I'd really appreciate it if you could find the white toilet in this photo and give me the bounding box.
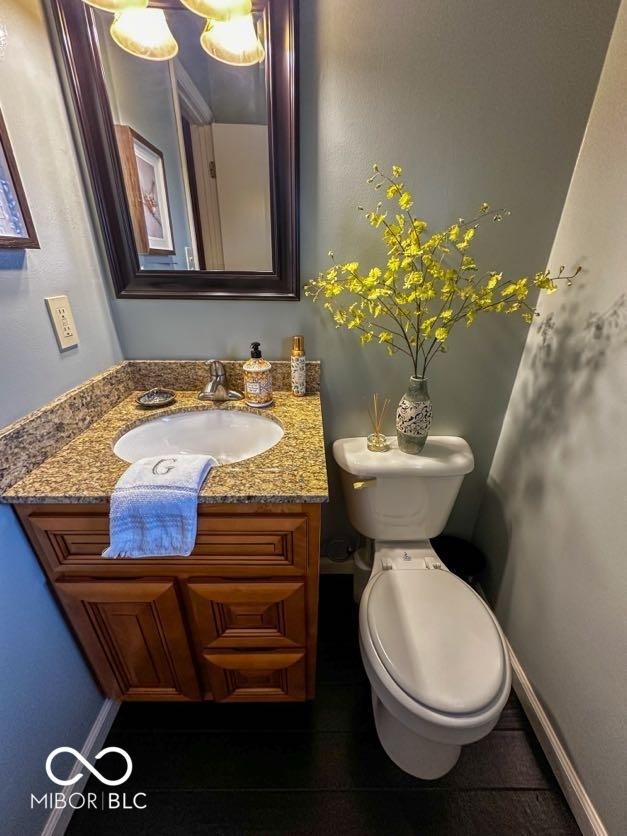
[333,435,511,779]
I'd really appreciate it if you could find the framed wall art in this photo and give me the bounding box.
[0,109,39,249]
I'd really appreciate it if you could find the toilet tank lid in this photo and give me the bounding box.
[332,436,474,478]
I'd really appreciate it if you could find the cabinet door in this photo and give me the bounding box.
[56,580,199,700]
[186,581,306,650]
[203,651,306,702]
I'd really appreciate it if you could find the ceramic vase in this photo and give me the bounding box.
[396,376,432,454]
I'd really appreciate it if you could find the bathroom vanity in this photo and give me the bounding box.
[2,362,327,703]
[16,501,320,703]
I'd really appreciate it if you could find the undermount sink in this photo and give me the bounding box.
[113,409,284,465]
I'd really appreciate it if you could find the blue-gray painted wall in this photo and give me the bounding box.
[0,507,104,835]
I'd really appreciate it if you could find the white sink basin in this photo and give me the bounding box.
[114,409,284,465]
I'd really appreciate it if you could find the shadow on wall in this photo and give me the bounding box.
[478,290,627,603]
[0,251,26,270]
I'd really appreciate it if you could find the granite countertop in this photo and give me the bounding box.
[2,390,329,505]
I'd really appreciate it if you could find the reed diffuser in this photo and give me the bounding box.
[367,393,390,452]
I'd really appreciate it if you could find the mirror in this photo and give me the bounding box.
[95,6,272,272]
[48,0,298,299]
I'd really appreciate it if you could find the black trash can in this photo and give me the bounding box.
[430,535,486,585]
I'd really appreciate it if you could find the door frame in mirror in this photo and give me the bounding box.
[48,0,299,300]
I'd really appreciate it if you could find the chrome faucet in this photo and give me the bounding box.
[199,360,243,402]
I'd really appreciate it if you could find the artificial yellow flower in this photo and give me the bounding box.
[305,165,579,377]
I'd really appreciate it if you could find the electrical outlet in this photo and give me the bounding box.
[184,246,196,270]
[45,295,79,351]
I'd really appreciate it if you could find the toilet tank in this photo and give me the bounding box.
[333,436,474,541]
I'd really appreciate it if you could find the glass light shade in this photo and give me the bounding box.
[110,9,178,61]
[200,14,265,67]
[180,0,251,20]
[82,0,147,12]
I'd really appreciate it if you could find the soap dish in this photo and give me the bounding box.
[136,388,176,408]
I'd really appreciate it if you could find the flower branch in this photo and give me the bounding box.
[306,165,581,377]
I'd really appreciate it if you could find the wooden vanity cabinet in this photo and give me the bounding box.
[16,503,321,703]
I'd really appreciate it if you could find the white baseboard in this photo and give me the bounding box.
[507,644,608,836]
[473,583,606,836]
[41,698,120,836]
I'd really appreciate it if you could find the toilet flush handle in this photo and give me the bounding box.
[353,478,376,491]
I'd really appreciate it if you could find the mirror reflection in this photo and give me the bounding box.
[92,4,273,272]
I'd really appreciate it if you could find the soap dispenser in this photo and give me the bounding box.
[243,342,273,408]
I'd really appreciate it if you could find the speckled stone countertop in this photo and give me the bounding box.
[3,391,328,505]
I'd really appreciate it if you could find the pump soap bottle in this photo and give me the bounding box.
[291,335,306,396]
[243,342,273,408]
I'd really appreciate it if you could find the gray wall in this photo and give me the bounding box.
[110,0,619,543]
[474,4,627,831]
[0,2,121,832]
[0,10,121,427]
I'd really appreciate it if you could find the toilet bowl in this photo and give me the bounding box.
[333,436,511,779]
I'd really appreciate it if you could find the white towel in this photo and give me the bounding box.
[103,454,216,558]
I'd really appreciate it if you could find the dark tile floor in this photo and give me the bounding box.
[68,576,580,835]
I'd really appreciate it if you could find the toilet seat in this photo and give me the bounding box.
[364,567,507,717]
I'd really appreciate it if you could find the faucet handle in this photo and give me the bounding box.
[207,359,226,378]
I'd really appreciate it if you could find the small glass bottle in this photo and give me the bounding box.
[243,342,273,408]
[290,335,306,397]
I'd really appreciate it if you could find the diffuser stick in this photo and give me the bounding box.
[367,393,390,452]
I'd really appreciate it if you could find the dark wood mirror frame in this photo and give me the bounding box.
[48,0,298,300]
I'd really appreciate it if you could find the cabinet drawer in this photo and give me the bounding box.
[186,581,306,649]
[203,650,306,702]
[22,508,308,576]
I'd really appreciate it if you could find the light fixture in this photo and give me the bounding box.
[200,13,265,66]
[110,8,179,61]
[82,0,148,12]
[179,0,252,19]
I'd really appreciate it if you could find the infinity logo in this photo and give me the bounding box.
[45,747,133,787]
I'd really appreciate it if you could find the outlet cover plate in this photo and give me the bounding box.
[45,295,79,351]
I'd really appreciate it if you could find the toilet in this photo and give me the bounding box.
[333,435,511,779]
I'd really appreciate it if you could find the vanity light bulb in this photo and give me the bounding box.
[82,0,148,12]
[179,0,252,20]
[200,13,265,67]
[110,8,179,61]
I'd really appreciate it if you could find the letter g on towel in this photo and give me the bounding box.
[152,457,177,476]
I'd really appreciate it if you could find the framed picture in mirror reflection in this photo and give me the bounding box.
[115,125,174,256]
